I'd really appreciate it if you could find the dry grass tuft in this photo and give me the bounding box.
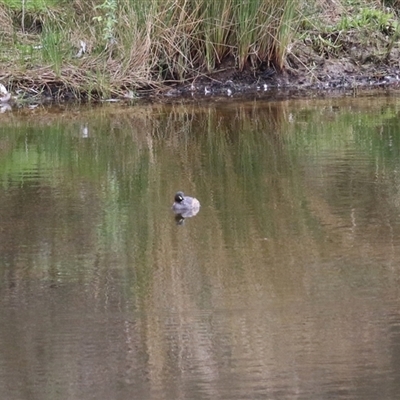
[0,5,14,39]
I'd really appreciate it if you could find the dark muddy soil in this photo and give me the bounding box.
[161,28,400,100]
[162,60,400,101]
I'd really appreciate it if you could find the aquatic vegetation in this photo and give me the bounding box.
[0,0,298,98]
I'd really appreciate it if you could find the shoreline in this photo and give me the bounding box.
[1,1,400,107]
[3,62,400,109]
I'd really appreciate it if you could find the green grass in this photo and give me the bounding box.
[0,0,60,11]
[296,0,400,62]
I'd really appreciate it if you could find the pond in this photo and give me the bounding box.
[1,93,400,399]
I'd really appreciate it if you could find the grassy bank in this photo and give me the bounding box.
[0,0,297,100]
[0,0,399,101]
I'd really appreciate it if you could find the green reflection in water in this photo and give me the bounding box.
[0,97,399,300]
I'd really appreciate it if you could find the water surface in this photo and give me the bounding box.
[1,95,400,399]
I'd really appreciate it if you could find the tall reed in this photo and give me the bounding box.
[0,0,299,96]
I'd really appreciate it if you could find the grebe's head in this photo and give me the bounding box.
[174,191,184,203]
